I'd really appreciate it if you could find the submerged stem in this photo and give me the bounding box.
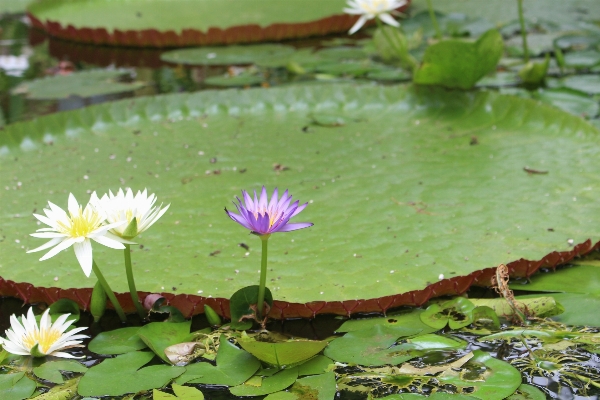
[517,0,529,62]
[256,235,269,320]
[124,244,146,319]
[92,260,127,322]
[426,0,442,39]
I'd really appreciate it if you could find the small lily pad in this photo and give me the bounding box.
[204,74,264,88]
[78,351,185,397]
[337,309,436,334]
[532,88,600,118]
[137,321,192,364]
[229,285,273,330]
[507,383,547,400]
[238,334,328,368]
[563,50,600,68]
[154,384,204,400]
[230,367,299,396]
[161,44,295,66]
[176,335,261,386]
[88,326,147,355]
[420,297,476,330]
[0,372,36,400]
[557,74,600,95]
[33,360,87,384]
[11,69,144,100]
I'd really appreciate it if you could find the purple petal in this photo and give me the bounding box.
[276,190,290,210]
[243,191,254,211]
[276,222,314,232]
[291,202,308,217]
[268,187,279,211]
[225,208,253,230]
[259,187,268,210]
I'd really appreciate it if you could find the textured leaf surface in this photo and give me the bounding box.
[88,326,147,355]
[78,351,185,396]
[1,85,600,317]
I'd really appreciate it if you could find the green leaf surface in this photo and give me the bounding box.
[414,29,504,89]
[420,297,476,330]
[438,350,521,400]
[230,367,298,397]
[204,74,264,88]
[154,384,204,400]
[11,69,144,100]
[33,360,87,384]
[563,50,600,68]
[28,0,348,33]
[288,371,336,400]
[48,298,80,323]
[137,321,192,364]
[88,326,147,355]
[162,45,295,66]
[78,351,185,396]
[516,293,600,327]
[238,337,327,368]
[337,309,436,333]
[532,88,600,118]
[507,384,546,400]
[229,285,273,330]
[511,261,600,295]
[324,326,463,367]
[381,394,478,400]
[2,84,600,307]
[556,74,600,95]
[297,355,333,376]
[469,297,562,319]
[0,372,36,400]
[176,336,260,386]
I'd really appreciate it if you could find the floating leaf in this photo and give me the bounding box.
[532,87,600,118]
[176,336,260,386]
[325,326,464,367]
[162,45,295,66]
[420,297,476,330]
[297,355,333,376]
[11,69,144,100]
[506,383,546,400]
[48,298,80,323]
[469,297,562,319]
[229,285,273,330]
[0,372,36,400]
[78,351,185,396]
[33,360,87,384]
[2,85,600,316]
[337,309,436,333]
[137,321,192,364]
[518,293,600,327]
[287,371,336,400]
[238,334,328,368]
[438,350,521,400]
[154,384,204,400]
[230,367,298,396]
[414,29,503,89]
[204,74,264,87]
[557,74,600,95]
[563,50,600,68]
[88,326,147,355]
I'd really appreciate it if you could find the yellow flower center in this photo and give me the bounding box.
[255,209,280,228]
[22,327,62,354]
[56,207,103,238]
[361,0,388,14]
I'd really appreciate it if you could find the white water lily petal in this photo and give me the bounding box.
[344,0,405,34]
[1,308,88,358]
[28,193,130,276]
[73,240,93,277]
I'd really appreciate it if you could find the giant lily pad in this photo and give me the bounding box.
[0,84,599,318]
[26,0,378,47]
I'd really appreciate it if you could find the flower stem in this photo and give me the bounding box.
[124,244,146,319]
[517,0,529,62]
[256,235,269,320]
[92,260,127,323]
[426,0,442,40]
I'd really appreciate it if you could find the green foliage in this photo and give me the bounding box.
[136,321,192,364]
[48,299,80,323]
[337,309,437,334]
[78,351,185,396]
[154,384,204,400]
[88,326,147,355]
[89,280,107,322]
[33,360,87,384]
[372,26,416,71]
[230,367,299,396]
[176,336,260,385]
[229,285,273,330]
[11,69,145,100]
[162,45,294,66]
[414,29,504,89]
[420,297,476,330]
[238,333,328,367]
[203,304,222,327]
[0,372,36,400]
[507,384,547,400]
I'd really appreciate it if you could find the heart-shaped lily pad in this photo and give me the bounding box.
[1,84,599,318]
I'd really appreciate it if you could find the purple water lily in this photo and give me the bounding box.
[225,187,313,236]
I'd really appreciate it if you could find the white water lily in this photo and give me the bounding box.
[0,308,88,358]
[90,188,170,239]
[27,193,130,277]
[344,0,406,34]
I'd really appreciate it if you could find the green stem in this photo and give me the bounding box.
[426,0,442,40]
[124,244,146,319]
[517,0,529,62]
[92,260,127,323]
[256,236,269,320]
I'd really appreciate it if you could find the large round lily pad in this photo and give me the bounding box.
[0,84,599,318]
[27,0,368,47]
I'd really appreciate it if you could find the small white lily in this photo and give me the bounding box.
[0,308,88,358]
[27,193,130,277]
[344,0,406,34]
[90,188,170,239]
